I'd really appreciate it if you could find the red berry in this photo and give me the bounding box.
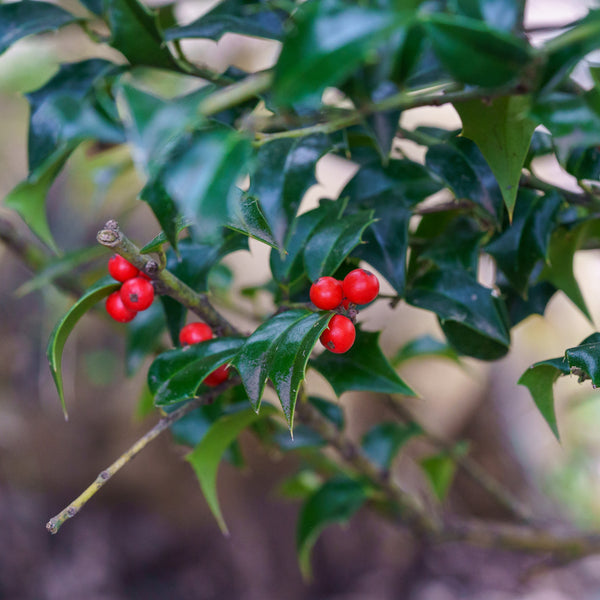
[108,254,139,282]
[342,268,379,305]
[310,276,344,310]
[320,314,356,354]
[204,364,229,387]
[120,276,155,311]
[105,291,137,323]
[179,322,213,346]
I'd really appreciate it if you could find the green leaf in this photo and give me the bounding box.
[566,145,600,181]
[160,128,252,243]
[233,309,332,427]
[139,215,192,254]
[311,329,415,397]
[304,209,376,282]
[164,0,288,42]
[406,269,510,360]
[277,470,323,500]
[566,337,600,388]
[248,134,331,249]
[361,421,421,470]
[485,190,562,295]
[186,404,277,534]
[539,222,592,321]
[46,277,120,418]
[274,1,411,105]
[125,301,166,375]
[105,0,178,69]
[453,0,521,33]
[392,335,461,366]
[421,452,458,501]
[426,137,504,225]
[297,476,368,579]
[148,337,245,406]
[421,13,531,87]
[227,193,279,249]
[456,96,537,216]
[518,357,570,439]
[0,1,78,56]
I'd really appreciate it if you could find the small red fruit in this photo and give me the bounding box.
[342,268,379,305]
[105,291,137,323]
[120,276,155,311]
[204,364,230,387]
[320,314,356,354]
[310,276,344,310]
[108,254,139,282]
[179,322,213,346]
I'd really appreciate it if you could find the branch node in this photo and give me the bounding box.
[97,228,121,247]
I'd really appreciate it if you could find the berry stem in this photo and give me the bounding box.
[96,221,240,337]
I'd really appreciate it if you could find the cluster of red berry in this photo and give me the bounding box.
[310,268,380,354]
[179,322,229,386]
[105,255,155,323]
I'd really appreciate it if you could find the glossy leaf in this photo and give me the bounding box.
[233,309,331,427]
[165,0,288,42]
[518,357,570,439]
[186,404,277,533]
[421,13,531,87]
[274,1,410,105]
[392,335,461,366]
[0,1,77,56]
[248,134,330,249]
[105,0,177,69]
[456,96,537,215]
[47,277,120,418]
[426,137,504,225]
[297,477,368,579]
[565,337,600,388]
[227,193,279,249]
[160,128,252,243]
[421,452,458,501]
[361,421,421,470]
[406,269,510,360]
[566,145,600,181]
[148,337,245,406]
[485,190,562,295]
[311,329,415,397]
[303,209,376,282]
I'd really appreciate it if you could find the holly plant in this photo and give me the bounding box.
[4,0,600,579]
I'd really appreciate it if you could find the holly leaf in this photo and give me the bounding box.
[227,193,279,249]
[456,96,537,216]
[421,452,460,502]
[296,477,369,579]
[311,329,415,397]
[47,276,120,418]
[233,309,332,428]
[0,1,78,56]
[148,337,245,406]
[361,421,421,470]
[186,404,277,534]
[453,0,521,32]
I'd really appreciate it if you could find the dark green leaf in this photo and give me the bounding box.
[453,0,521,32]
[456,96,537,216]
[565,335,600,388]
[227,193,279,249]
[518,356,570,439]
[311,329,415,397]
[304,209,375,282]
[160,128,252,243]
[421,452,458,501]
[406,269,510,360]
[80,0,104,16]
[248,134,330,248]
[105,0,177,69]
[233,309,331,426]
[186,404,277,533]
[297,476,368,579]
[501,278,557,327]
[426,137,504,225]
[274,1,411,105]
[165,0,288,42]
[148,337,245,406]
[566,145,600,181]
[392,335,461,366]
[485,190,562,295]
[421,13,531,86]
[125,301,166,375]
[47,277,120,418]
[361,421,421,470]
[309,396,344,431]
[0,1,77,56]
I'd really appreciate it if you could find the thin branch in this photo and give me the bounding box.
[96,221,240,337]
[46,391,222,534]
[520,172,597,206]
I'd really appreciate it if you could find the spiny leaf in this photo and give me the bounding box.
[47,276,120,418]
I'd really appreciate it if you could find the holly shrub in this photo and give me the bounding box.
[4,0,600,578]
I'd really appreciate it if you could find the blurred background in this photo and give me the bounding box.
[3,0,600,598]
